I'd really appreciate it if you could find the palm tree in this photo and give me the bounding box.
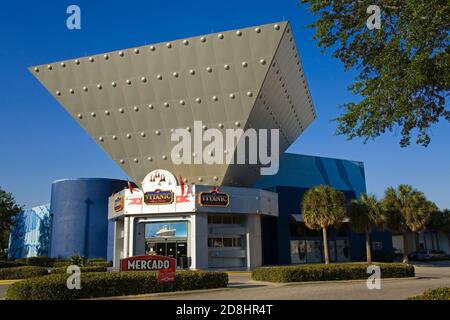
[382,184,436,263]
[347,193,384,264]
[302,185,346,264]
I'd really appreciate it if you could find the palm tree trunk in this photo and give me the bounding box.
[365,230,372,264]
[403,231,409,264]
[322,227,330,264]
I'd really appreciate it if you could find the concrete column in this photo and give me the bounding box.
[113,218,124,270]
[129,217,135,256]
[246,214,262,269]
[123,216,129,258]
[191,214,208,269]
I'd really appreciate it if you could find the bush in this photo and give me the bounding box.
[86,261,112,268]
[6,270,229,300]
[15,256,56,267]
[252,263,415,282]
[51,266,107,274]
[87,258,106,263]
[69,255,87,267]
[0,261,25,269]
[0,266,49,280]
[52,261,70,268]
[409,288,450,300]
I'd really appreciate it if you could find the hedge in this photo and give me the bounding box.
[15,256,56,267]
[409,288,450,300]
[6,270,228,300]
[51,266,107,274]
[0,261,25,269]
[51,260,112,268]
[252,263,415,282]
[0,266,49,280]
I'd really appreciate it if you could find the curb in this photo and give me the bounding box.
[88,287,235,300]
[0,280,22,285]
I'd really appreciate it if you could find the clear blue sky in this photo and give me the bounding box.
[0,1,448,209]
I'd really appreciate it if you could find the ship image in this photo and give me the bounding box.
[155,225,176,237]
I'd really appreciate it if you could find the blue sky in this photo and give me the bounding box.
[0,1,448,209]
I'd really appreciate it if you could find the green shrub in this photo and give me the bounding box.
[0,266,49,280]
[409,287,450,300]
[87,258,106,263]
[69,254,88,267]
[86,261,112,268]
[15,256,57,267]
[0,261,25,269]
[252,263,415,282]
[51,266,107,274]
[6,270,228,300]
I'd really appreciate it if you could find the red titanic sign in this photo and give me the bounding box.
[120,255,176,283]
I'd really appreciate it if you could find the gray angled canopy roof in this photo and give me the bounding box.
[30,21,316,187]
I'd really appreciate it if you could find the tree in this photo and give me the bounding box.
[347,193,384,263]
[299,0,449,147]
[302,185,346,264]
[0,187,22,259]
[428,209,450,233]
[381,184,436,263]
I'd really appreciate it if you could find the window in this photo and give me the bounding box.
[208,236,243,248]
[212,215,222,224]
[223,238,233,247]
[212,238,223,247]
[208,215,242,225]
[222,216,233,224]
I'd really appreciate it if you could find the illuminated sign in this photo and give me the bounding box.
[144,189,174,205]
[114,195,124,212]
[198,189,230,207]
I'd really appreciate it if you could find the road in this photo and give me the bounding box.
[1,262,450,300]
[126,262,450,300]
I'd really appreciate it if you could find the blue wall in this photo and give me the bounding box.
[256,153,394,265]
[50,178,129,260]
[8,204,52,259]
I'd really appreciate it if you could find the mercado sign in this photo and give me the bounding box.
[198,189,230,207]
[120,255,176,283]
[144,189,174,205]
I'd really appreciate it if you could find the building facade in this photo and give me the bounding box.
[24,21,423,269]
[8,204,52,259]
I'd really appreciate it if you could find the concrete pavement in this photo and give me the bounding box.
[2,265,450,300]
[121,265,450,300]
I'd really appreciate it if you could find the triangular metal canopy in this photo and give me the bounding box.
[30,21,316,187]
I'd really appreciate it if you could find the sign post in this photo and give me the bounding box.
[120,255,176,284]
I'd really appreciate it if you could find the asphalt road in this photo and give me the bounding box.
[2,262,450,300]
[129,263,450,300]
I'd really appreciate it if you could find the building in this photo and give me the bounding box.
[27,21,400,269]
[8,204,52,259]
[50,178,133,260]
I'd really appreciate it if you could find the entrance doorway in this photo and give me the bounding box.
[145,240,188,268]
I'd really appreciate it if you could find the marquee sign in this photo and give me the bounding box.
[198,188,230,207]
[142,170,178,192]
[120,255,176,283]
[144,190,174,205]
[114,195,124,212]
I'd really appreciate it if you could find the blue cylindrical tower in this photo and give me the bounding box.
[50,178,129,260]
